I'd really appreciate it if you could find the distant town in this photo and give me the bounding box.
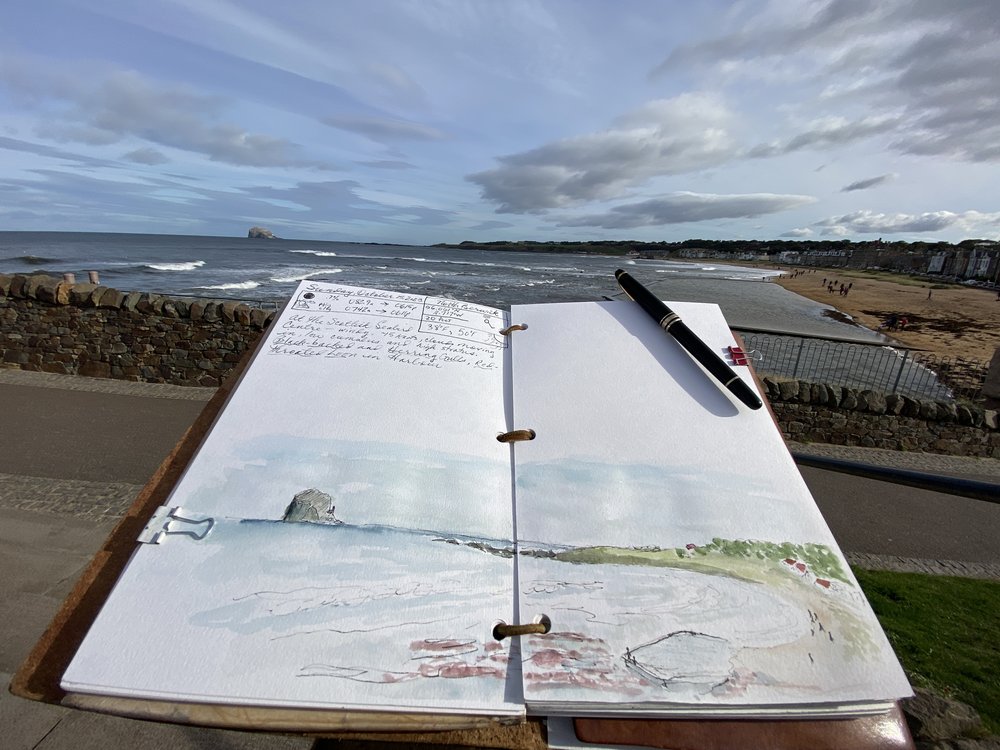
[436,239,1000,286]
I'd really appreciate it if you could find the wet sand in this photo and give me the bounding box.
[772,269,1000,364]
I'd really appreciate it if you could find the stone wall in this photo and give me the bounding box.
[2,273,998,456]
[0,273,274,387]
[761,377,1000,458]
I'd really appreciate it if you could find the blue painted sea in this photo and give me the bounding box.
[0,231,880,340]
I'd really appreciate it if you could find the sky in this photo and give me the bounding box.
[2,0,999,245]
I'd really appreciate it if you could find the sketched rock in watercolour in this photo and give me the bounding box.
[624,631,734,692]
[282,488,343,524]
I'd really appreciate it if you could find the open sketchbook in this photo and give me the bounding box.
[61,281,910,720]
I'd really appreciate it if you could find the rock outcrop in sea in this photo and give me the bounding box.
[247,226,276,239]
[282,488,343,524]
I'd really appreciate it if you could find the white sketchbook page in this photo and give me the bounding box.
[170,282,514,536]
[509,300,910,711]
[63,282,523,716]
[62,517,523,716]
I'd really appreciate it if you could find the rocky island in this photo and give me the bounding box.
[282,488,343,524]
[247,226,277,239]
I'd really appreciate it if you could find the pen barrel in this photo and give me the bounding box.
[668,320,742,387]
[616,269,762,409]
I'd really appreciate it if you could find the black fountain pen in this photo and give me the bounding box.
[615,269,763,410]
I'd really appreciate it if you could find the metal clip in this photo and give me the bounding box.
[137,506,215,544]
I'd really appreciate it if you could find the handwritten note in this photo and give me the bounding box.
[267,283,507,371]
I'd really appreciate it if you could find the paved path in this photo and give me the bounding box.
[3,368,999,749]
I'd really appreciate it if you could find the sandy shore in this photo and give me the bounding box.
[770,269,1000,365]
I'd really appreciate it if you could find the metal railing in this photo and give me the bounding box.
[733,328,988,402]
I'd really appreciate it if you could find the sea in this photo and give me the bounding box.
[0,231,880,341]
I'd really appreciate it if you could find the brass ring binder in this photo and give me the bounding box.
[496,429,536,443]
[499,323,528,335]
[492,616,551,640]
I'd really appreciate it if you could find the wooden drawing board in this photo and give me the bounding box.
[9,324,913,750]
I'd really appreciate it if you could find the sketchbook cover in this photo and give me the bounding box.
[62,282,524,717]
[508,299,911,715]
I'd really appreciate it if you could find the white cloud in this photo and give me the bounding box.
[323,115,448,143]
[780,227,813,237]
[747,116,899,158]
[815,209,1000,235]
[652,0,1000,166]
[468,93,737,213]
[0,57,335,170]
[556,192,816,229]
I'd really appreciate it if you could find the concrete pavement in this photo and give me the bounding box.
[2,367,999,749]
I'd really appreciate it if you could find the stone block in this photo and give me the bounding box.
[189,300,208,321]
[919,400,938,420]
[68,283,98,304]
[23,274,50,298]
[34,279,72,305]
[201,302,222,322]
[777,380,799,401]
[8,274,29,297]
[134,293,156,314]
[0,273,11,295]
[88,286,111,307]
[797,381,811,403]
[234,303,252,326]
[161,300,179,318]
[220,301,240,322]
[250,307,269,328]
[901,396,922,417]
[936,400,958,422]
[859,390,887,414]
[885,394,905,415]
[840,389,858,410]
[984,410,998,430]
[121,292,142,312]
[956,405,974,425]
[97,288,126,309]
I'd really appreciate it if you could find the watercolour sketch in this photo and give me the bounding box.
[62,283,527,717]
[507,300,911,712]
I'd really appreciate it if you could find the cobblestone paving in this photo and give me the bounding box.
[847,552,1000,580]
[0,472,142,522]
[0,367,216,401]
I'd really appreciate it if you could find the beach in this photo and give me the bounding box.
[773,270,1000,365]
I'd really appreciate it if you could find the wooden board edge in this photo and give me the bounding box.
[61,693,534,736]
[9,336,260,704]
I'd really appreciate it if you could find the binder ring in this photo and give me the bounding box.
[500,324,528,335]
[492,614,551,641]
[496,429,536,443]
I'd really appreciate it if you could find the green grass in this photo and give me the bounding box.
[854,569,1000,734]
